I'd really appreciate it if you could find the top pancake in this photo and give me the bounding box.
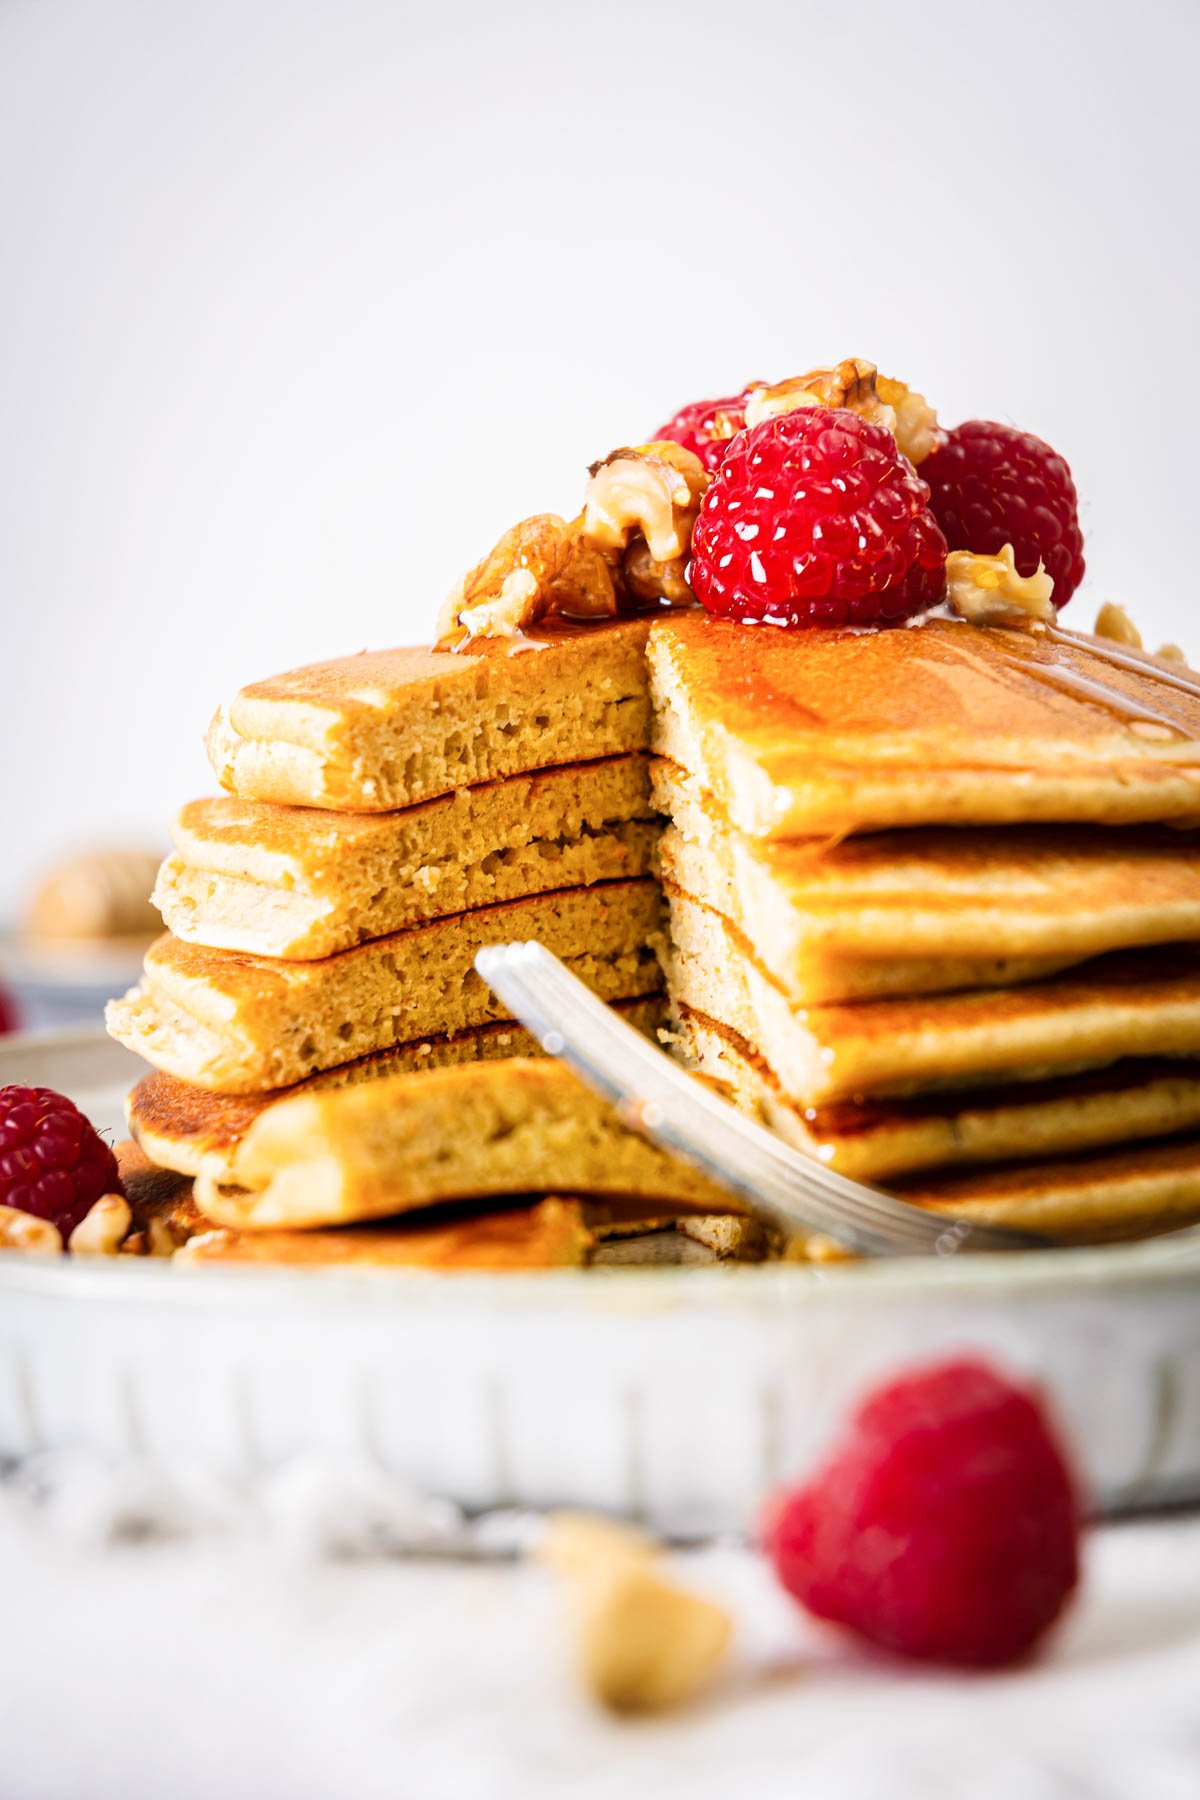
[207,620,652,813]
[206,611,1200,833]
[647,614,1200,836]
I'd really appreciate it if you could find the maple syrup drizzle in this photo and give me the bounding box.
[1000,654,1199,739]
[1048,625,1200,703]
[935,614,1200,742]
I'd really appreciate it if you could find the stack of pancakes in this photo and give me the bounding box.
[109,611,1200,1256]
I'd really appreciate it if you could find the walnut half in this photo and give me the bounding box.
[68,1193,133,1256]
[946,544,1056,631]
[745,360,942,464]
[439,443,709,644]
[438,513,618,644]
[0,1206,63,1255]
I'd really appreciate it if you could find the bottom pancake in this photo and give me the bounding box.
[674,1005,1200,1183]
[127,997,666,1177]
[180,1196,593,1269]
[177,1196,768,1270]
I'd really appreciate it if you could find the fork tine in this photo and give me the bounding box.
[475,942,1041,1258]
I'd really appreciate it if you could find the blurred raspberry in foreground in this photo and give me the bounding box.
[763,1357,1081,1667]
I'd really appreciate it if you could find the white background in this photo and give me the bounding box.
[3,0,1198,915]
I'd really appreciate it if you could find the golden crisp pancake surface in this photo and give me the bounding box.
[107,880,664,1094]
[160,754,657,959]
[205,613,1200,831]
[208,621,653,812]
[649,614,1200,836]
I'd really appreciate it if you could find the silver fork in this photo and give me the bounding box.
[475,941,1045,1258]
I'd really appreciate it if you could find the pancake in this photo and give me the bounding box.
[675,1005,1200,1182]
[158,754,658,960]
[662,891,1200,1101]
[106,878,663,1093]
[179,1196,593,1269]
[207,619,652,812]
[205,614,1200,833]
[648,613,1200,837]
[127,997,666,1177]
[893,1135,1200,1242]
[193,1057,740,1230]
[177,1196,765,1269]
[654,758,1200,1002]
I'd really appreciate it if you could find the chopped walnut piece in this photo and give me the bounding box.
[875,375,943,464]
[541,1511,732,1714]
[1095,602,1144,649]
[745,360,942,463]
[67,1193,132,1256]
[745,358,885,430]
[438,513,618,643]
[583,442,708,566]
[946,544,1055,631]
[0,1206,63,1255]
[619,539,692,605]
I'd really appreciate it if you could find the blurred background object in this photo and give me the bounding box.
[2,0,1197,946]
[24,847,162,944]
[0,846,163,1031]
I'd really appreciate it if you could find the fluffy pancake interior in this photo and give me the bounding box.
[107,880,664,1093]
[208,620,653,812]
[661,890,1200,1101]
[160,754,658,960]
[653,756,1200,999]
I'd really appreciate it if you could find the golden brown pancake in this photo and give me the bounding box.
[205,614,1200,832]
[648,614,1200,836]
[662,892,1200,1101]
[179,1197,593,1269]
[207,620,652,812]
[655,757,1200,1001]
[894,1134,1200,1243]
[675,1005,1200,1182]
[106,879,663,1093]
[177,1196,767,1270]
[194,1057,740,1231]
[159,755,657,960]
[126,997,666,1177]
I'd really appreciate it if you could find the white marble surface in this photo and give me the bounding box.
[3,1461,1199,1800]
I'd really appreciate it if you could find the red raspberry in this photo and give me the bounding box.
[0,1085,122,1239]
[690,409,947,629]
[653,384,761,473]
[763,1358,1081,1668]
[922,420,1085,606]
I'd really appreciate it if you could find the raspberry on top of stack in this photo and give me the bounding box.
[56,355,1200,1260]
